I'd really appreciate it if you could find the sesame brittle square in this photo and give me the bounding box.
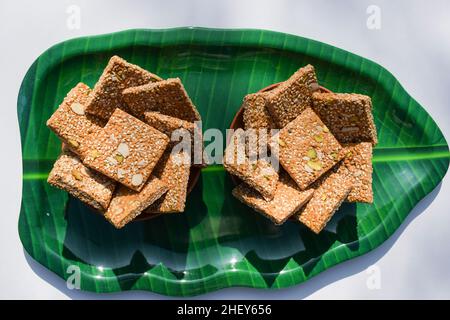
[224,129,278,201]
[270,108,345,190]
[47,83,104,158]
[265,64,318,128]
[105,176,168,229]
[123,78,201,122]
[47,151,116,211]
[295,171,353,234]
[83,108,169,191]
[339,142,373,203]
[145,151,191,214]
[242,92,274,130]
[232,174,314,225]
[85,55,161,120]
[312,92,378,145]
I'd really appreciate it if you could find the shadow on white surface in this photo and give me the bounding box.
[24,182,442,300]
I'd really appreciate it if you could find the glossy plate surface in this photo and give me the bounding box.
[18,28,449,296]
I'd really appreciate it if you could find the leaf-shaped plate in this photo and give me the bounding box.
[17,28,449,296]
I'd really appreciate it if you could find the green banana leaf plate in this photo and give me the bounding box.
[18,27,449,296]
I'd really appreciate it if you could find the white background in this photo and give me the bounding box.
[0,0,449,299]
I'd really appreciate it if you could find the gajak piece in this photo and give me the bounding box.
[295,171,353,234]
[224,129,278,201]
[83,108,169,191]
[265,65,318,128]
[270,107,344,190]
[122,78,201,122]
[144,111,204,166]
[242,92,275,160]
[245,128,273,162]
[47,151,115,211]
[242,92,274,130]
[232,174,314,225]
[144,111,197,138]
[145,151,191,214]
[47,83,104,158]
[311,92,378,145]
[85,55,161,120]
[105,176,168,229]
[339,142,373,203]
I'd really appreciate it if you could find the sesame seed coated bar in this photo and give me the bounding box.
[224,129,278,201]
[144,111,203,164]
[339,142,373,203]
[270,108,344,190]
[312,92,378,145]
[85,55,161,120]
[47,83,104,158]
[242,92,274,130]
[245,128,273,162]
[47,151,115,211]
[295,171,353,234]
[123,78,201,122]
[232,174,314,225]
[265,65,318,128]
[83,108,169,191]
[105,176,168,229]
[145,151,191,214]
[144,111,196,138]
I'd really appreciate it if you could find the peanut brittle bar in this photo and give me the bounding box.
[47,151,115,211]
[85,55,161,120]
[295,171,353,234]
[270,108,344,190]
[83,108,169,191]
[47,83,104,158]
[145,151,191,214]
[232,174,314,225]
[122,78,201,122]
[105,176,168,229]
[224,129,278,201]
[265,65,318,128]
[312,92,378,145]
[339,142,373,203]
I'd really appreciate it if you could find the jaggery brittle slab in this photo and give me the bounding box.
[105,176,168,229]
[46,83,104,158]
[122,78,201,122]
[270,108,344,190]
[47,151,115,211]
[85,55,161,120]
[232,174,314,225]
[145,151,191,214]
[265,64,318,128]
[295,171,353,234]
[312,92,378,145]
[224,129,278,201]
[83,108,169,191]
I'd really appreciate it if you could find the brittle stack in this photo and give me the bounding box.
[226,64,377,233]
[46,55,201,228]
